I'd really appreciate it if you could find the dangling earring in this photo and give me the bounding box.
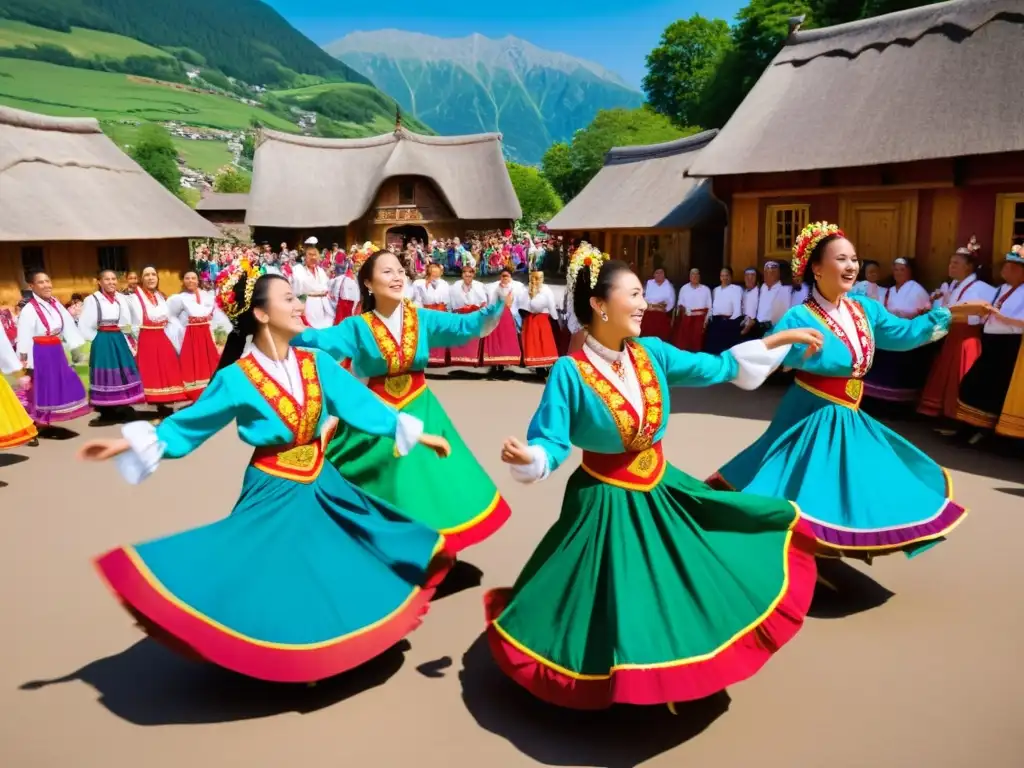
[600,311,609,322]
[368,288,373,295]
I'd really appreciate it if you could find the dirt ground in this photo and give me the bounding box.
[1,375,1022,768]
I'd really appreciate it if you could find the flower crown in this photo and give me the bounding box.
[566,242,609,297]
[956,235,981,257]
[215,258,263,322]
[792,221,845,279]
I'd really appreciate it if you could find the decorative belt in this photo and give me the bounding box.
[251,440,325,484]
[454,304,482,314]
[795,371,864,409]
[581,441,666,492]
[368,370,426,409]
[307,292,329,298]
[140,322,167,330]
[97,324,122,332]
[425,303,447,311]
[187,316,212,326]
[686,309,708,316]
[32,335,62,345]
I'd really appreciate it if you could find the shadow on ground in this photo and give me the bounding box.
[0,453,29,469]
[459,635,729,768]
[19,638,410,726]
[809,559,895,619]
[434,560,483,601]
[38,426,79,441]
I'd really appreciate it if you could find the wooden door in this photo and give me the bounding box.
[848,204,900,263]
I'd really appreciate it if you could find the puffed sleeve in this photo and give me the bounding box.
[78,295,100,343]
[292,316,359,361]
[0,328,21,374]
[419,301,504,348]
[511,357,577,483]
[854,295,950,351]
[57,303,85,350]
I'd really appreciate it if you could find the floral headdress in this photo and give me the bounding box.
[1007,244,1024,264]
[566,242,609,298]
[956,235,981,257]
[792,221,845,279]
[215,258,263,322]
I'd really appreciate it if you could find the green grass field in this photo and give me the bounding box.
[272,82,433,137]
[0,58,298,132]
[102,121,240,175]
[0,19,173,60]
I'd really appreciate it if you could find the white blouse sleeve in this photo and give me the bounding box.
[78,295,100,343]
[58,304,85,349]
[0,330,21,375]
[508,444,551,484]
[729,339,791,390]
[115,420,166,485]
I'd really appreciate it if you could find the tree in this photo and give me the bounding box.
[213,165,251,193]
[540,142,577,205]
[506,162,562,229]
[130,123,180,195]
[643,15,732,128]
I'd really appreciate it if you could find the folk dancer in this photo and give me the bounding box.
[127,266,187,410]
[864,258,936,403]
[639,268,675,341]
[447,265,488,367]
[166,270,232,401]
[291,238,334,329]
[482,269,524,372]
[413,263,451,367]
[15,271,90,427]
[490,251,821,710]
[517,270,559,371]
[294,251,511,553]
[955,247,1024,441]
[670,268,711,351]
[78,269,145,424]
[82,269,454,682]
[918,237,994,426]
[0,321,37,449]
[704,268,744,354]
[710,223,969,561]
[739,267,762,340]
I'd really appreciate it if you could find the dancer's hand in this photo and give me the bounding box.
[501,437,533,465]
[767,328,824,359]
[504,292,515,308]
[419,433,451,458]
[77,438,129,462]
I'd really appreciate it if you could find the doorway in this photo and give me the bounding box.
[386,225,429,250]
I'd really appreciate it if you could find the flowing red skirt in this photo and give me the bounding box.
[179,324,220,402]
[918,323,982,419]
[449,305,483,366]
[424,303,449,366]
[639,310,672,341]
[672,311,707,351]
[136,327,187,404]
[483,307,522,366]
[521,313,559,368]
[333,299,357,325]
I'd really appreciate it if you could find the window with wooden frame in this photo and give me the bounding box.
[994,194,1024,252]
[398,180,415,206]
[20,245,45,281]
[97,245,129,274]
[764,204,810,259]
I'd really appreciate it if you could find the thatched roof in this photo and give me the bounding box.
[688,0,1024,177]
[196,192,249,212]
[546,130,723,231]
[246,127,521,227]
[0,106,220,241]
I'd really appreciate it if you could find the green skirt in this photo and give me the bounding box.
[485,454,817,709]
[326,371,510,552]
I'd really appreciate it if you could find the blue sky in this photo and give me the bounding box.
[264,0,747,88]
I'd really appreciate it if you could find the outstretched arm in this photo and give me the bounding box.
[856,296,951,352]
[420,301,505,347]
[503,358,576,484]
[292,317,359,361]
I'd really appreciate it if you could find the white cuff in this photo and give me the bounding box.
[730,339,790,390]
[115,420,166,485]
[929,326,949,343]
[509,444,550,484]
[395,412,424,457]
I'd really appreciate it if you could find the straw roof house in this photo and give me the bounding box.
[0,106,218,304]
[688,0,1024,287]
[196,192,251,241]
[546,130,726,282]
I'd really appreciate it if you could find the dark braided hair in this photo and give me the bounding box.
[215,273,290,373]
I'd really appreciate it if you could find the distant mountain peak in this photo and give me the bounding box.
[325,29,636,91]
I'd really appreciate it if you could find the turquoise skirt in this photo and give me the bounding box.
[711,382,967,559]
[96,457,450,682]
[89,329,144,407]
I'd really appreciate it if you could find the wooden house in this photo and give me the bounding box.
[195,192,251,242]
[688,0,1024,288]
[546,130,726,283]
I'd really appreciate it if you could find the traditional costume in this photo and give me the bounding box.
[166,289,231,401]
[128,288,187,405]
[294,299,510,552]
[671,280,711,351]
[865,275,935,402]
[639,277,675,341]
[16,294,90,425]
[483,281,524,367]
[413,277,451,366]
[518,283,559,369]
[485,248,816,710]
[918,259,994,418]
[291,259,334,329]
[330,267,361,324]
[0,328,36,448]
[852,279,883,302]
[711,222,965,560]
[704,283,744,354]
[448,278,488,366]
[78,290,144,409]
[741,276,762,340]
[755,273,790,335]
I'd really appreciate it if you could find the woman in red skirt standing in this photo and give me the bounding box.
[127,265,187,412]
[414,262,451,366]
[671,268,711,350]
[449,265,488,367]
[166,269,231,401]
[639,267,675,340]
[483,269,524,373]
[518,270,559,372]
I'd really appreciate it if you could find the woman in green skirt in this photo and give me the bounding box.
[294,251,511,552]
[493,246,823,710]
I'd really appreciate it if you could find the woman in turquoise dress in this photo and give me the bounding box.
[490,247,823,710]
[710,223,970,560]
[78,268,455,683]
[293,250,511,553]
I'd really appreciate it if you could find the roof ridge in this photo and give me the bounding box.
[605,129,719,165]
[0,105,101,134]
[259,126,504,151]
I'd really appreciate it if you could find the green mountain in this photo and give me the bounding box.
[0,0,369,88]
[326,30,644,165]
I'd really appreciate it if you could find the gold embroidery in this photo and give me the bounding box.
[384,373,413,399]
[362,299,419,375]
[627,448,659,479]
[238,350,323,446]
[804,297,875,378]
[276,444,317,470]
[845,379,863,401]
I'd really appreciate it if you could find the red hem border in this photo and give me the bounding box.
[441,495,511,553]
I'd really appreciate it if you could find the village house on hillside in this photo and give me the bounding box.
[0,106,219,306]
[196,192,251,242]
[246,126,521,250]
[688,0,1024,289]
[545,130,725,284]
